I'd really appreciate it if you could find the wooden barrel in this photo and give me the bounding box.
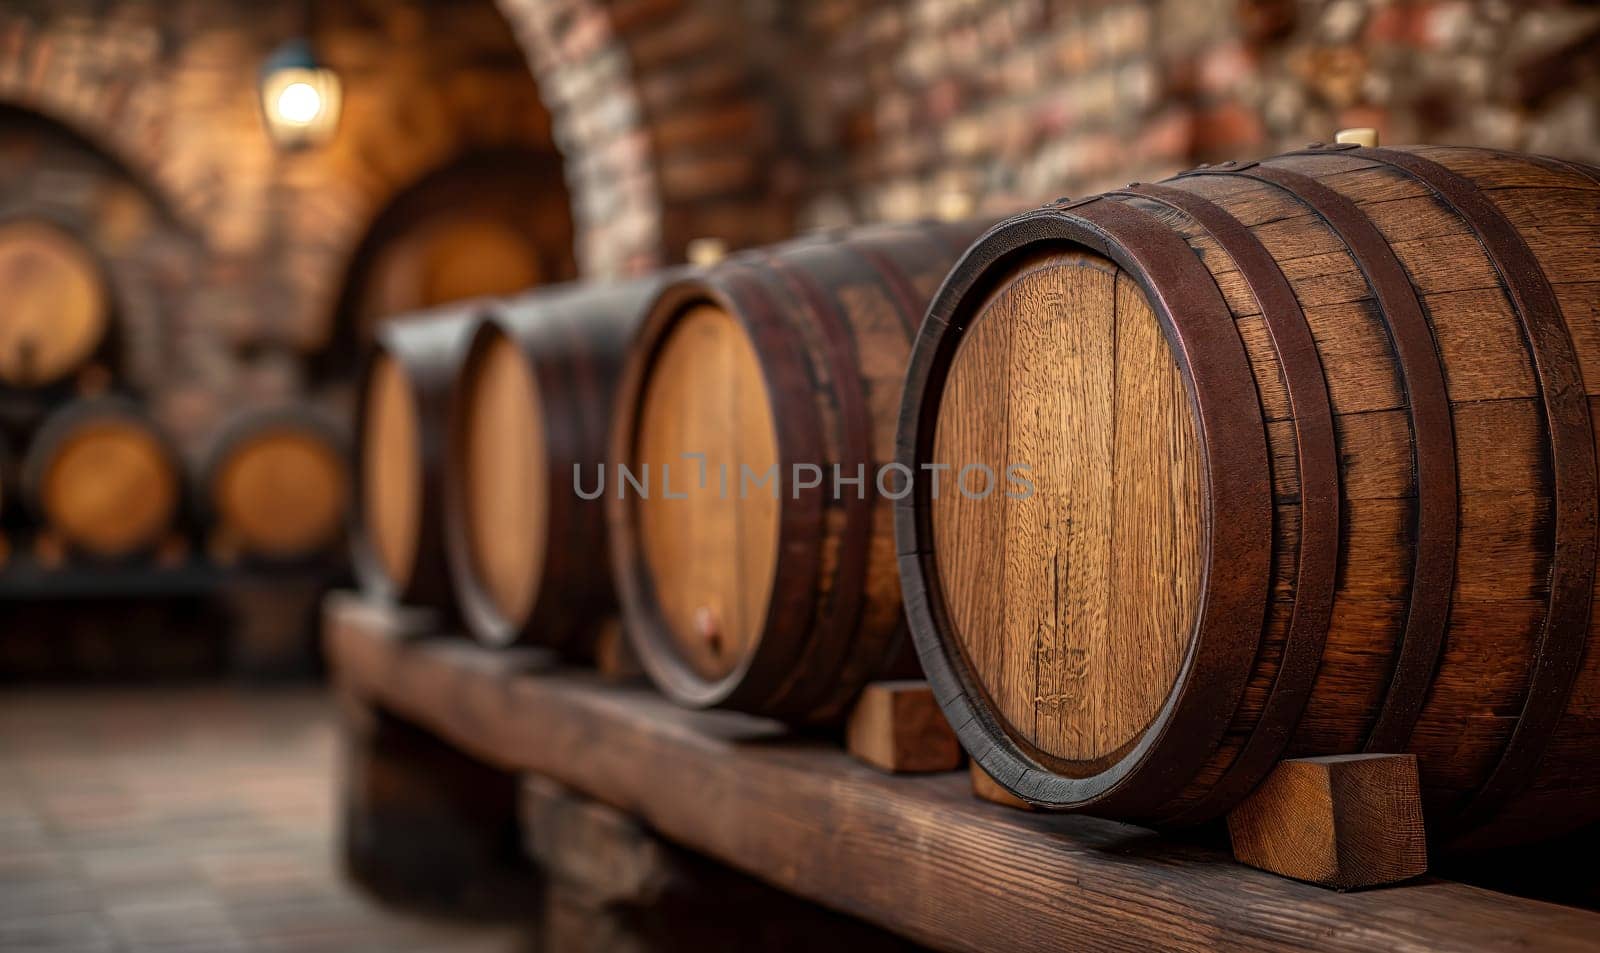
[0,220,110,388]
[23,398,182,559]
[202,406,349,564]
[608,221,984,722]
[444,279,667,651]
[351,305,479,608]
[897,145,1600,847]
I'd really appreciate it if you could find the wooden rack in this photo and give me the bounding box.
[324,593,1600,953]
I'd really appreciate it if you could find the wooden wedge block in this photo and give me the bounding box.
[1228,754,1427,890]
[846,680,962,773]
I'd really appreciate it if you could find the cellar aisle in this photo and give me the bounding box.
[0,687,533,952]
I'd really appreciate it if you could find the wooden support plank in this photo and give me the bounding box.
[522,775,920,952]
[1228,754,1428,890]
[323,595,1600,953]
[846,680,963,773]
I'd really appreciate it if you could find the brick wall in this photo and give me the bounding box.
[793,0,1600,226]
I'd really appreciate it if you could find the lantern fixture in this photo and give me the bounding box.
[259,38,341,150]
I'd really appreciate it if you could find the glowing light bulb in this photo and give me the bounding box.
[276,82,322,124]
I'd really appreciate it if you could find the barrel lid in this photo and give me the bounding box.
[211,415,348,559]
[358,351,422,589]
[628,297,780,687]
[31,400,179,558]
[897,204,1273,816]
[930,245,1205,775]
[449,323,547,642]
[0,220,108,388]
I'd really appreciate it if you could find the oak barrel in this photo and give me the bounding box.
[202,406,348,564]
[351,304,479,608]
[897,145,1600,847]
[608,221,983,721]
[0,220,110,388]
[444,279,667,652]
[23,397,182,559]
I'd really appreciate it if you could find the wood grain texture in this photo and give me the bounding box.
[325,598,1600,953]
[634,302,778,681]
[611,222,985,720]
[24,399,179,559]
[0,220,107,387]
[844,679,962,773]
[1228,754,1428,889]
[898,145,1600,845]
[932,249,1202,770]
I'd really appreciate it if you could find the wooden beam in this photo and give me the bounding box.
[324,597,1600,953]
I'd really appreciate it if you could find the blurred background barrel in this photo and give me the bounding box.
[202,406,348,567]
[608,221,982,722]
[444,279,668,652]
[351,304,479,610]
[0,220,110,391]
[22,397,181,561]
[898,145,1600,848]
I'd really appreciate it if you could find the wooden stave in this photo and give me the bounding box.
[444,278,667,654]
[200,404,350,565]
[22,396,184,561]
[897,145,1600,845]
[1407,145,1600,847]
[350,305,480,608]
[611,224,982,722]
[1224,145,1598,845]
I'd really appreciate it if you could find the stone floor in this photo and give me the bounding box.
[0,686,536,952]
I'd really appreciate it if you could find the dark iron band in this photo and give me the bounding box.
[1120,182,1342,825]
[1353,145,1600,837]
[1192,160,1460,758]
[756,247,879,719]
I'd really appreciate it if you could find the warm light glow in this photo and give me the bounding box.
[275,82,323,125]
[259,62,342,149]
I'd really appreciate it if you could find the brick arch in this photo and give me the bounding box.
[496,0,801,276]
[0,16,193,234]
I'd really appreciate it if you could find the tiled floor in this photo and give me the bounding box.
[0,686,535,952]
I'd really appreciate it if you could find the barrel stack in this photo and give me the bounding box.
[607,220,983,722]
[895,144,1600,848]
